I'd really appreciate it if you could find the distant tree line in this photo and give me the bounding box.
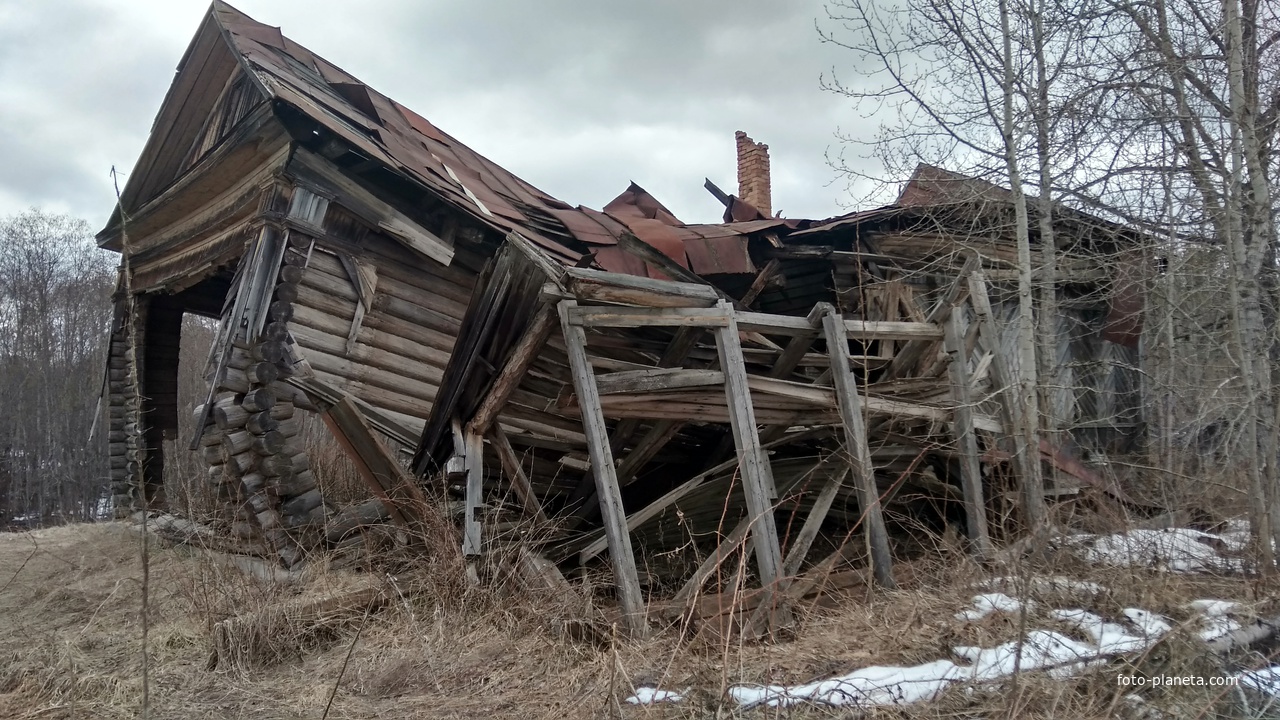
[0,209,115,528]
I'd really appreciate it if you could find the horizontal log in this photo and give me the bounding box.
[247,362,279,385]
[242,387,276,413]
[563,267,720,308]
[299,265,461,336]
[259,453,292,477]
[247,412,279,434]
[283,248,308,267]
[269,300,294,322]
[279,264,305,284]
[241,473,265,494]
[325,499,390,542]
[281,489,323,516]
[735,311,943,340]
[253,430,286,455]
[291,325,444,388]
[251,341,287,365]
[274,283,299,304]
[290,302,454,366]
[269,403,296,421]
[301,347,440,404]
[222,430,254,455]
[214,397,250,430]
[272,470,316,497]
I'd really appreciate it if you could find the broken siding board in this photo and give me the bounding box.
[594,368,726,395]
[465,303,557,437]
[568,306,731,329]
[557,299,646,635]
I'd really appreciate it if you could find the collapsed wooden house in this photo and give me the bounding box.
[99,3,1144,631]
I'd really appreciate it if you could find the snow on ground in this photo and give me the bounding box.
[730,590,1175,708]
[955,592,1028,621]
[727,582,1250,709]
[1064,528,1245,573]
[625,687,684,705]
[1239,666,1280,696]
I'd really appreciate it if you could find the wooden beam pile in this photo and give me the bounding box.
[434,254,1036,636]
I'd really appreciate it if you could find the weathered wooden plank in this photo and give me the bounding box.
[714,300,785,596]
[594,368,726,395]
[780,461,848,578]
[568,306,730,328]
[557,299,646,635]
[884,254,978,379]
[735,311,943,340]
[967,269,1041,522]
[320,397,428,530]
[945,311,993,556]
[564,267,719,308]
[821,303,896,589]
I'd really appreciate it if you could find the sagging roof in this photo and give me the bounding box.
[187,1,802,276]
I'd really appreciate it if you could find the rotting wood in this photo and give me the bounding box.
[821,303,896,589]
[944,311,993,556]
[557,299,646,636]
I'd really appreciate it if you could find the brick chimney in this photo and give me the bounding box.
[735,130,771,217]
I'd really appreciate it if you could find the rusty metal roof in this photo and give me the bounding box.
[211,1,781,275]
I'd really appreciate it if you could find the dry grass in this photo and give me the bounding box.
[0,521,1276,719]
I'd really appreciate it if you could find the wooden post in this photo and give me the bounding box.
[820,303,896,589]
[944,311,993,557]
[712,301,786,595]
[462,429,483,556]
[557,299,647,635]
[967,270,1042,524]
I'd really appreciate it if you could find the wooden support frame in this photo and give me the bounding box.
[820,303,896,589]
[462,429,483,556]
[557,299,647,635]
[944,312,993,557]
[713,301,786,596]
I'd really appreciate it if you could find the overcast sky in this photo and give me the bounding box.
[0,0,888,230]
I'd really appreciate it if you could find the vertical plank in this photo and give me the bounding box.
[462,429,484,556]
[557,299,647,635]
[820,303,896,589]
[944,312,993,557]
[967,270,1043,524]
[713,300,785,591]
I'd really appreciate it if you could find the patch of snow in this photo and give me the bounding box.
[1186,599,1243,642]
[1123,608,1173,638]
[730,604,1176,710]
[1051,609,1150,654]
[1068,528,1244,573]
[728,660,965,708]
[625,687,684,705]
[1187,599,1239,616]
[955,592,1028,621]
[1239,666,1280,696]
